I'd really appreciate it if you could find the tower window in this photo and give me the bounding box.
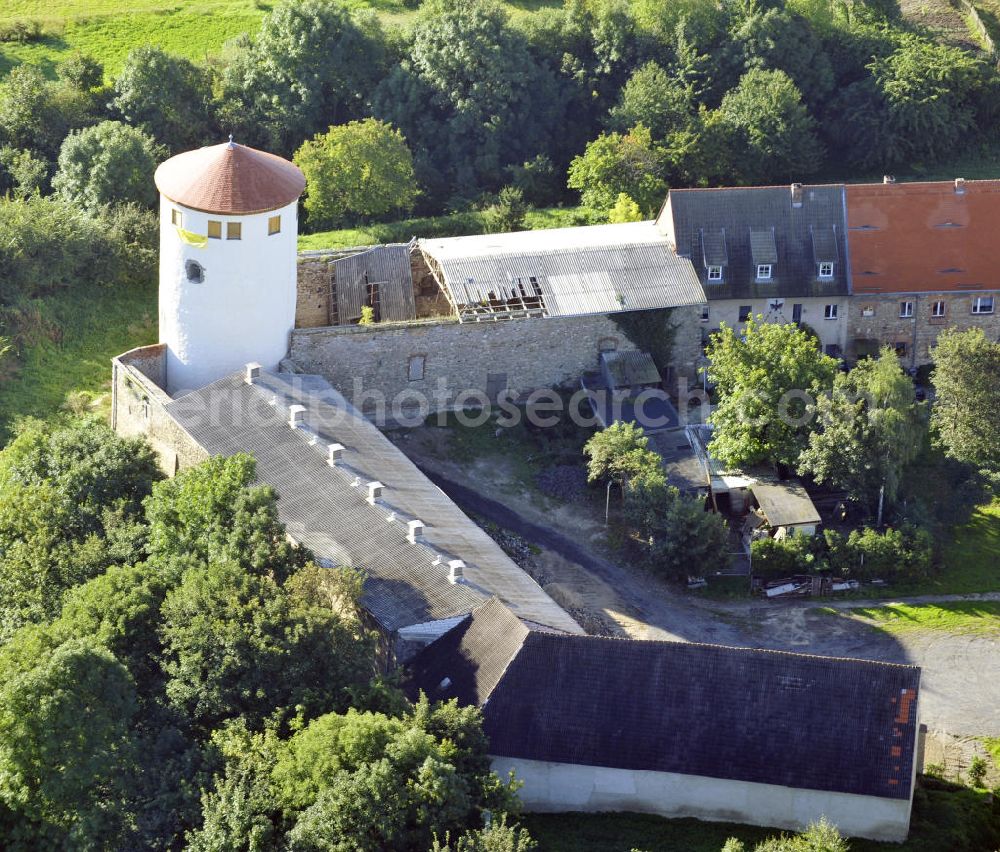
[207,220,222,239]
[171,208,183,227]
[185,259,205,283]
[268,215,281,235]
[227,222,242,240]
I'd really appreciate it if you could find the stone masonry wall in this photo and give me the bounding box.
[290,308,702,418]
[296,257,333,328]
[847,290,1000,367]
[112,344,208,474]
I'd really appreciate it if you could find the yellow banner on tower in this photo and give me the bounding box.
[176,227,208,248]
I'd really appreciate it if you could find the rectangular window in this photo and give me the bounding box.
[738,305,752,322]
[818,262,834,279]
[899,301,914,318]
[792,303,802,324]
[207,220,222,239]
[756,264,772,280]
[895,342,908,357]
[701,305,710,323]
[932,300,946,318]
[407,355,426,381]
[707,265,723,281]
[227,221,242,240]
[972,296,995,314]
[171,208,183,227]
[268,215,281,235]
[824,304,838,320]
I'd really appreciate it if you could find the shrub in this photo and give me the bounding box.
[0,20,43,44]
[968,755,988,787]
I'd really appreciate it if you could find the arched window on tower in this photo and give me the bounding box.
[185,260,205,283]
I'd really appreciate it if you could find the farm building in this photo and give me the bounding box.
[407,598,921,842]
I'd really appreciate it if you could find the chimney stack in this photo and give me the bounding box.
[447,559,465,583]
[883,175,896,185]
[327,442,345,466]
[407,519,425,542]
[790,183,803,207]
[955,177,966,194]
[245,362,261,384]
[288,404,306,428]
[366,481,384,504]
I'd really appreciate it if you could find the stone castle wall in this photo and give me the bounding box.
[111,344,208,473]
[289,308,703,419]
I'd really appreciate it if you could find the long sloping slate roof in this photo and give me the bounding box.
[165,373,582,635]
[420,222,706,319]
[659,185,851,300]
[408,598,921,801]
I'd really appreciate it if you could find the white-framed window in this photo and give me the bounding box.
[818,262,834,279]
[707,265,723,281]
[932,300,946,318]
[824,304,838,320]
[899,301,914,318]
[756,264,773,280]
[972,295,995,314]
[171,208,183,227]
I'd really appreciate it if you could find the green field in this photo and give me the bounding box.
[0,0,562,78]
[836,601,1000,635]
[0,278,156,440]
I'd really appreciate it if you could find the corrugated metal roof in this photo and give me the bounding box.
[165,372,583,636]
[420,222,705,320]
[332,244,416,323]
[407,598,921,801]
[750,482,821,527]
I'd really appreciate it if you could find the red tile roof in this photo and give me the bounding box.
[154,140,305,215]
[846,179,1000,293]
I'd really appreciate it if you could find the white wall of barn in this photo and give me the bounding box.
[490,756,914,843]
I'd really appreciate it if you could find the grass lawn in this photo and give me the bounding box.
[522,777,1000,851]
[0,0,563,78]
[298,205,591,251]
[819,601,1000,635]
[0,277,157,441]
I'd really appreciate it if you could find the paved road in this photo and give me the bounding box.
[423,466,1000,738]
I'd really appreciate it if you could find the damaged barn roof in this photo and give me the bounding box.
[419,222,706,322]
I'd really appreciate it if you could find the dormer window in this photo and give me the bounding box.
[756,264,772,281]
[707,265,723,282]
[818,262,834,279]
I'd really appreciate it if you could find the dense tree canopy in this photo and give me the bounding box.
[295,119,418,230]
[53,120,163,212]
[568,124,668,216]
[705,319,839,469]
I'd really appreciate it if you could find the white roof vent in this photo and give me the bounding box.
[288,404,306,428]
[244,362,261,384]
[955,177,966,194]
[327,443,345,466]
[407,519,425,542]
[447,559,465,583]
[438,677,452,691]
[366,481,384,504]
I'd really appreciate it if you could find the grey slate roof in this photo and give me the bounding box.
[659,185,851,300]
[164,372,582,636]
[420,222,706,321]
[408,598,921,801]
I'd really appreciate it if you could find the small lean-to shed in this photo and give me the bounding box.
[749,482,821,536]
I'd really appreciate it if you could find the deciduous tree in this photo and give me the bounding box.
[568,124,668,216]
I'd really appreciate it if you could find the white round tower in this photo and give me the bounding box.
[154,139,305,394]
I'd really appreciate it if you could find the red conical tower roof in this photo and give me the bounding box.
[154,139,305,215]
